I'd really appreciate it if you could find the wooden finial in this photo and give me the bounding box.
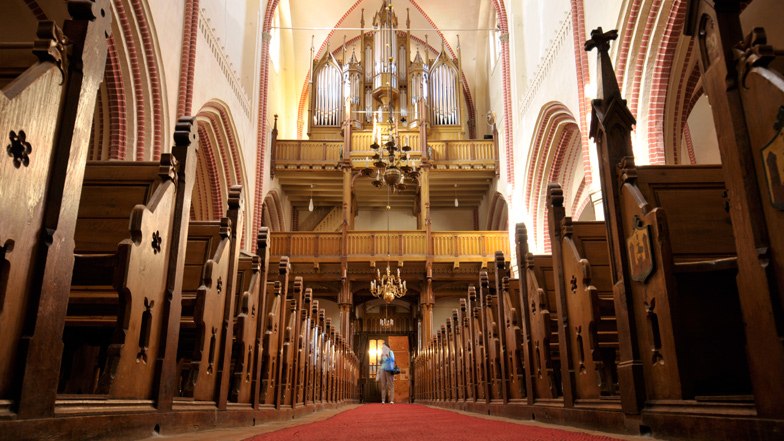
[584,27,621,101]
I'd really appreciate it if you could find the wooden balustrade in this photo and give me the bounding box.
[428,140,495,167]
[270,231,509,262]
[272,135,494,169]
[274,140,342,168]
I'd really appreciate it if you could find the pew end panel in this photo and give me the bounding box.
[60,161,174,396]
[106,176,179,399]
[525,254,562,400]
[230,253,261,404]
[559,220,618,400]
[620,165,751,401]
[179,219,232,401]
[0,21,77,401]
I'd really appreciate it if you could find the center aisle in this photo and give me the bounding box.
[245,404,637,441]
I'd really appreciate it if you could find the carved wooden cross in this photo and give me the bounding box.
[584,27,618,53]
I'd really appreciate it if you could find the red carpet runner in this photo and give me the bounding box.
[245,404,625,441]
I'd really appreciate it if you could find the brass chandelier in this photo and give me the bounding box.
[379,303,394,329]
[369,187,407,304]
[367,124,418,192]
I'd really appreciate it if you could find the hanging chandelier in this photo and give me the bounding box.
[370,187,408,303]
[380,303,394,329]
[367,125,418,192]
[370,264,407,304]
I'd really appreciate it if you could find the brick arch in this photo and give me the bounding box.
[109,0,165,160]
[486,192,509,231]
[193,124,225,221]
[194,101,252,243]
[661,38,700,164]
[615,0,690,165]
[526,102,580,253]
[254,0,283,251]
[262,191,285,232]
[645,0,689,165]
[89,37,128,160]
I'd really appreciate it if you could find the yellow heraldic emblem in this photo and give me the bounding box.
[762,106,784,210]
[627,216,654,282]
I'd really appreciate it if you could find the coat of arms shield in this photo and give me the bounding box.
[627,218,654,282]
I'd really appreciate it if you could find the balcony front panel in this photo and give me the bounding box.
[431,231,510,261]
[274,140,341,168]
[270,232,342,261]
[269,231,509,263]
[346,231,428,261]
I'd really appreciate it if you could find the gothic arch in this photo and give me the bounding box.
[192,101,252,242]
[526,102,584,252]
[615,0,699,165]
[486,193,509,231]
[262,191,286,232]
[87,0,167,161]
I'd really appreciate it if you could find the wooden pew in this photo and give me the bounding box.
[294,287,313,406]
[547,184,618,401]
[586,29,751,412]
[686,2,784,418]
[498,273,526,402]
[233,227,271,405]
[61,119,198,399]
[175,185,244,402]
[305,299,321,405]
[176,216,232,400]
[451,309,466,401]
[468,286,488,402]
[259,278,283,406]
[522,249,561,401]
[278,276,301,407]
[0,3,109,416]
[459,298,476,402]
[479,271,504,402]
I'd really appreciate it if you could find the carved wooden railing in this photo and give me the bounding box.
[274,140,342,168]
[270,230,509,262]
[431,232,509,261]
[428,140,495,168]
[272,136,495,169]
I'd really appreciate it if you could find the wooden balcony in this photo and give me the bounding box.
[270,230,510,264]
[272,135,496,171]
[271,134,498,213]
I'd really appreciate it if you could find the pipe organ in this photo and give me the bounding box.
[308,0,465,136]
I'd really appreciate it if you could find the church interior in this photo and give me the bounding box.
[0,0,783,440]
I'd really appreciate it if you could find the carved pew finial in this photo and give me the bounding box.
[584,28,621,102]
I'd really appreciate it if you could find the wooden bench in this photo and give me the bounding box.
[521,244,562,401]
[0,4,109,413]
[682,2,784,417]
[498,273,526,401]
[230,228,271,405]
[459,298,476,402]
[259,258,288,407]
[587,29,751,407]
[60,119,198,399]
[548,184,618,400]
[468,286,488,401]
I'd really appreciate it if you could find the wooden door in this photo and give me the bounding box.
[389,336,410,403]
